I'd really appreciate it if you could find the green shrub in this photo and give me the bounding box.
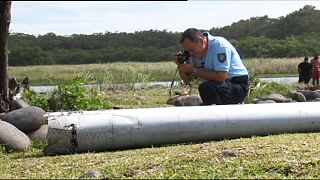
[246,80,292,103]
[22,90,49,111]
[22,74,110,111]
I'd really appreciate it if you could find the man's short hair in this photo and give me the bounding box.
[180,28,204,44]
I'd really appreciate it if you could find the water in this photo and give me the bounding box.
[30,81,181,93]
[29,77,299,93]
[259,77,298,84]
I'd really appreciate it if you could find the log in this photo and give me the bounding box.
[0,1,11,113]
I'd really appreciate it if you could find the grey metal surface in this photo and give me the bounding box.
[46,102,320,154]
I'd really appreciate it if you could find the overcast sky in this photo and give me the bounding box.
[10,1,320,35]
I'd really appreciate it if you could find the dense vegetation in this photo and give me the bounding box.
[8,5,320,66]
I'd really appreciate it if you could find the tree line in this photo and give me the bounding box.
[7,5,320,66]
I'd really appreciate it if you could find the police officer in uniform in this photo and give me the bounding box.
[175,28,249,105]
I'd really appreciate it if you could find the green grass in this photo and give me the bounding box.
[1,86,320,178]
[2,59,317,178]
[1,132,320,178]
[9,58,302,85]
[9,62,176,85]
[244,57,301,77]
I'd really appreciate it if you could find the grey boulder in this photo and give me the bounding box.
[0,106,46,133]
[11,99,30,111]
[297,90,320,101]
[308,98,320,102]
[290,92,307,102]
[0,120,31,151]
[167,94,203,106]
[259,93,289,103]
[27,125,48,141]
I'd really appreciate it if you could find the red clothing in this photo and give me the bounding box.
[313,71,320,79]
[311,58,320,72]
[311,58,320,79]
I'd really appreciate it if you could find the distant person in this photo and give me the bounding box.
[298,57,312,84]
[311,54,320,86]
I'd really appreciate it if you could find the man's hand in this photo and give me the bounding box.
[174,58,181,66]
[177,63,195,84]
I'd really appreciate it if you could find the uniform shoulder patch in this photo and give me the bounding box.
[217,53,226,63]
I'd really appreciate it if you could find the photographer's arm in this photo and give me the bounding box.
[197,69,227,82]
[177,64,228,83]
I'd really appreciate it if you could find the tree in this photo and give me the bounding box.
[0,1,11,112]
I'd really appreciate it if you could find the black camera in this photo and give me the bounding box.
[175,50,191,64]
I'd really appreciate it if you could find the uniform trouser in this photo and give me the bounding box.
[198,80,249,105]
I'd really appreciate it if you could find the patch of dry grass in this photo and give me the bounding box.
[9,58,302,85]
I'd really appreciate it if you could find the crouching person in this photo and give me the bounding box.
[175,28,249,105]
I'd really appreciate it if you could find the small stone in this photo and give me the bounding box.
[78,171,99,179]
[314,89,320,94]
[260,93,288,103]
[290,92,307,102]
[0,120,31,151]
[309,98,320,102]
[256,100,277,104]
[220,150,238,157]
[167,94,203,106]
[27,125,48,141]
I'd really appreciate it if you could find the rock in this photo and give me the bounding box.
[260,93,289,103]
[290,92,307,102]
[309,98,320,102]
[0,106,46,133]
[27,125,48,141]
[78,171,99,179]
[297,90,320,101]
[256,100,276,104]
[0,120,31,151]
[167,94,203,106]
[220,150,238,157]
[11,99,30,111]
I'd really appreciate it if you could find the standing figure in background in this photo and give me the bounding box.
[311,54,320,86]
[298,57,313,84]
